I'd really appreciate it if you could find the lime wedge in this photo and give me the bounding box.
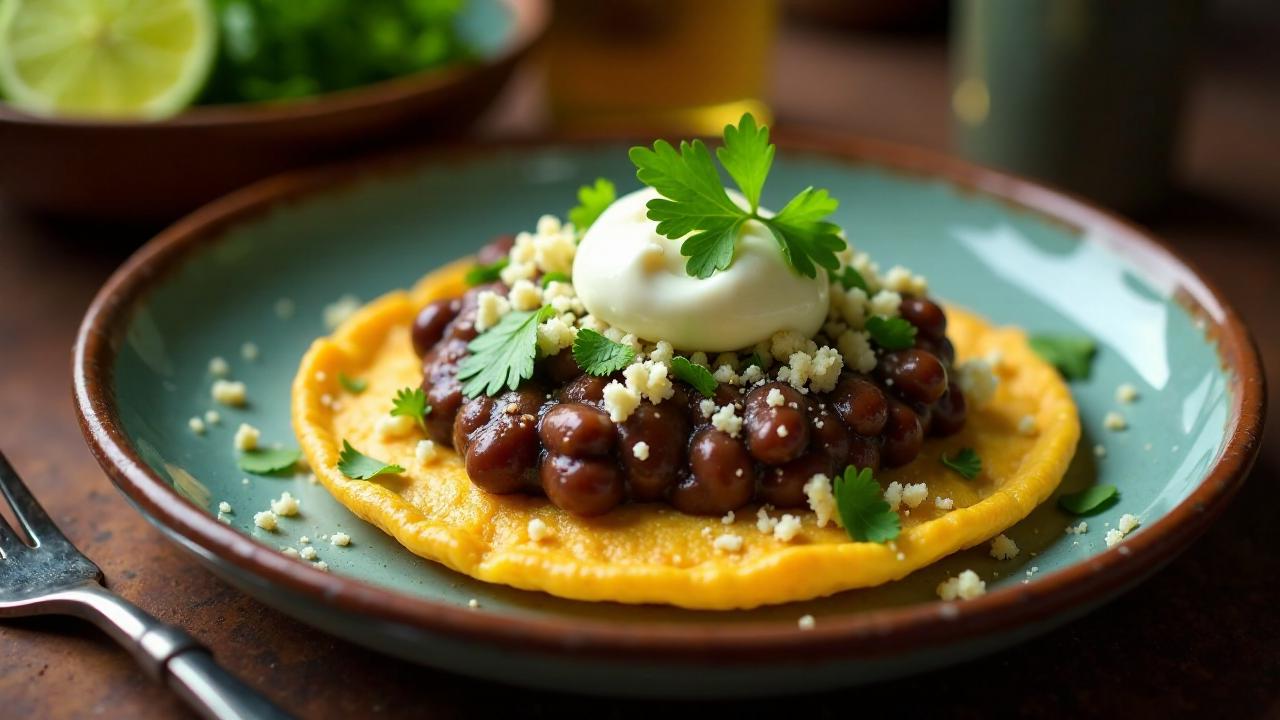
[0,0,215,120]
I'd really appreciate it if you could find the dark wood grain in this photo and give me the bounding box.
[1,21,1276,720]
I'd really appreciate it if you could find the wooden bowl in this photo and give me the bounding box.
[0,0,547,223]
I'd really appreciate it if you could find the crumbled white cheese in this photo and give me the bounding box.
[804,474,837,528]
[204,410,220,425]
[836,329,877,373]
[1104,529,1125,548]
[1103,411,1128,431]
[954,359,998,408]
[765,388,785,407]
[1094,444,1108,458]
[415,439,438,464]
[313,561,329,572]
[990,534,1020,560]
[188,417,206,435]
[713,364,739,385]
[474,290,511,332]
[713,533,744,553]
[376,413,417,440]
[631,441,650,461]
[689,351,709,368]
[881,265,928,296]
[218,501,232,514]
[797,614,816,631]
[869,290,902,318]
[623,360,674,403]
[833,286,869,329]
[281,547,299,557]
[1017,414,1037,435]
[937,569,986,601]
[769,330,817,362]
[253,510,277,531]
[233,423,260,451]
[468,598,480,609]
[721,511,735,525]
[1065,521,1088,535]
[756,506,778,534]
[698,398,716,419]
[270,491,299,517]
[527,518,553,542]
[1115,383,1139,404]
[208,356,230,377]
[536,315,578,356]
[508,280,542,311]
[901,482,928,509]
[1118,513,1141,534]
[773,514,802,542]
[299,536,310,544]
[323,294,361,329]
[241,342,259,361]
[934,496,955,511]
[647,340,674,366]
[330,532,350,547]
[710,404,743,438]
[602,380,641,423]
[212,380,247,407]
[776,425,789,438]
[300,546,318,561]
[884,481,902,511]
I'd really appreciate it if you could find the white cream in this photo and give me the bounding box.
[573,188,829,352]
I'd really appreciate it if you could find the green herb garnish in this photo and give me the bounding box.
[1058,484,1119,515]
[464,256,508,286]
[866,316,917,350]
[629,113,845,280]
[572,329,636,377]
[837,266,869,292]
[390,387,431,432]
[670,356,718,396]
[1029,335,1098,380]
[457,306,555,398]
[568,178,616,234]
[834,466,901,543]
[338,372,367,394]
[337,440,404,480]
[940,448,982,480]
[540,271,571,287]
[237,448,302,475]
[744,351,765,370]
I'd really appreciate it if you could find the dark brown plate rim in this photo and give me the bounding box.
[72,130,1266,665]
[0,0,547,129]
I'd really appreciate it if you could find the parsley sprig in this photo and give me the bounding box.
[568,178,616,234]
[337,440,404,480]
[866,316,917,350]
[629,113,845,280]
[834,466,900,543]
[1058,484,1118,515]
[572,329,635,376]
[238,448,301,475]
[940,448,981,480]
[1029,334,1097,380]
[458,306,555,398]
[670,355,718,396]
[464,256,508,286]
[390,387,431,432]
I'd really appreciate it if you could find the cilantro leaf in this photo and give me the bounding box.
[338,372,367,394]
[1058,484,1119,515]
[337,440,404,480]
[237,448,301,475]
[940,448,982,480]
[837,266,869,292]
[834,466,900,543]
[670,355,718,396]
[866,315,917,350]
[390,387,431,432]
[540,271,571,287]
[744,351,764,370]
[716,112,773,211]
[759,187,844,278]
[1029,335,1097,380]
[465,257,508,286]
[629,114,846,280]
[457,306,555,398]
[572,328,636,376]
[568,178,616,234]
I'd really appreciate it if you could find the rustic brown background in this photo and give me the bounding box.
[2,14,1277,720]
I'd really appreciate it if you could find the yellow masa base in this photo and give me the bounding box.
[293,261,1080,610]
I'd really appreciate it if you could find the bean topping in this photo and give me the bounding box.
[539,403,616,457]
[744,382,809,465]
[540,454,625,516]
[671,428,756,515]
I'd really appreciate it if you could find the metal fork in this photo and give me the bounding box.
[0,452,292,719]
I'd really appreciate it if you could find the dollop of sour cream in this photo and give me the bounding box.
[573,188,829,352]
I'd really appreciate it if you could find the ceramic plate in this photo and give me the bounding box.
[73,135,1264,697]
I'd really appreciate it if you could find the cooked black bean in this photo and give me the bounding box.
[618,400,689,501]
[930,382,967,437]
[420,337,470,444]
[671,428,755,515]
[881,399,923,468]
[539,403,616,457]
[541,347,583,385]
[831,375,888,436]
[540,453,625,516]
[759,452,830,508]
[878,349,948,405]
[476,234,515,265]
[847,433,883,474]
[808,407,850,468]
[411,299,461,357]
[899,296,946,340]
[915,334,956,365]
[453,395,495,452]
[744,382,809,465]
[559,374,612,408]
[465,413,540,494]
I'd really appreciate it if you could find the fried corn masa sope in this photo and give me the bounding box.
[293,260,1080,610]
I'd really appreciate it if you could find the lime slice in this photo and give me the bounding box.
[0,0,215,120]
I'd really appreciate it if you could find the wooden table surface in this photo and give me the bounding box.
[2,22,1276,720]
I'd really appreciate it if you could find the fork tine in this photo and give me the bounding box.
[0,450,67,548]
[0,519,22,558]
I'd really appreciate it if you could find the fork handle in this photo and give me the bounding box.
[55,584,294,720]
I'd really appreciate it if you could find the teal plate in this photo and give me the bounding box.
[73,135,1265,697]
